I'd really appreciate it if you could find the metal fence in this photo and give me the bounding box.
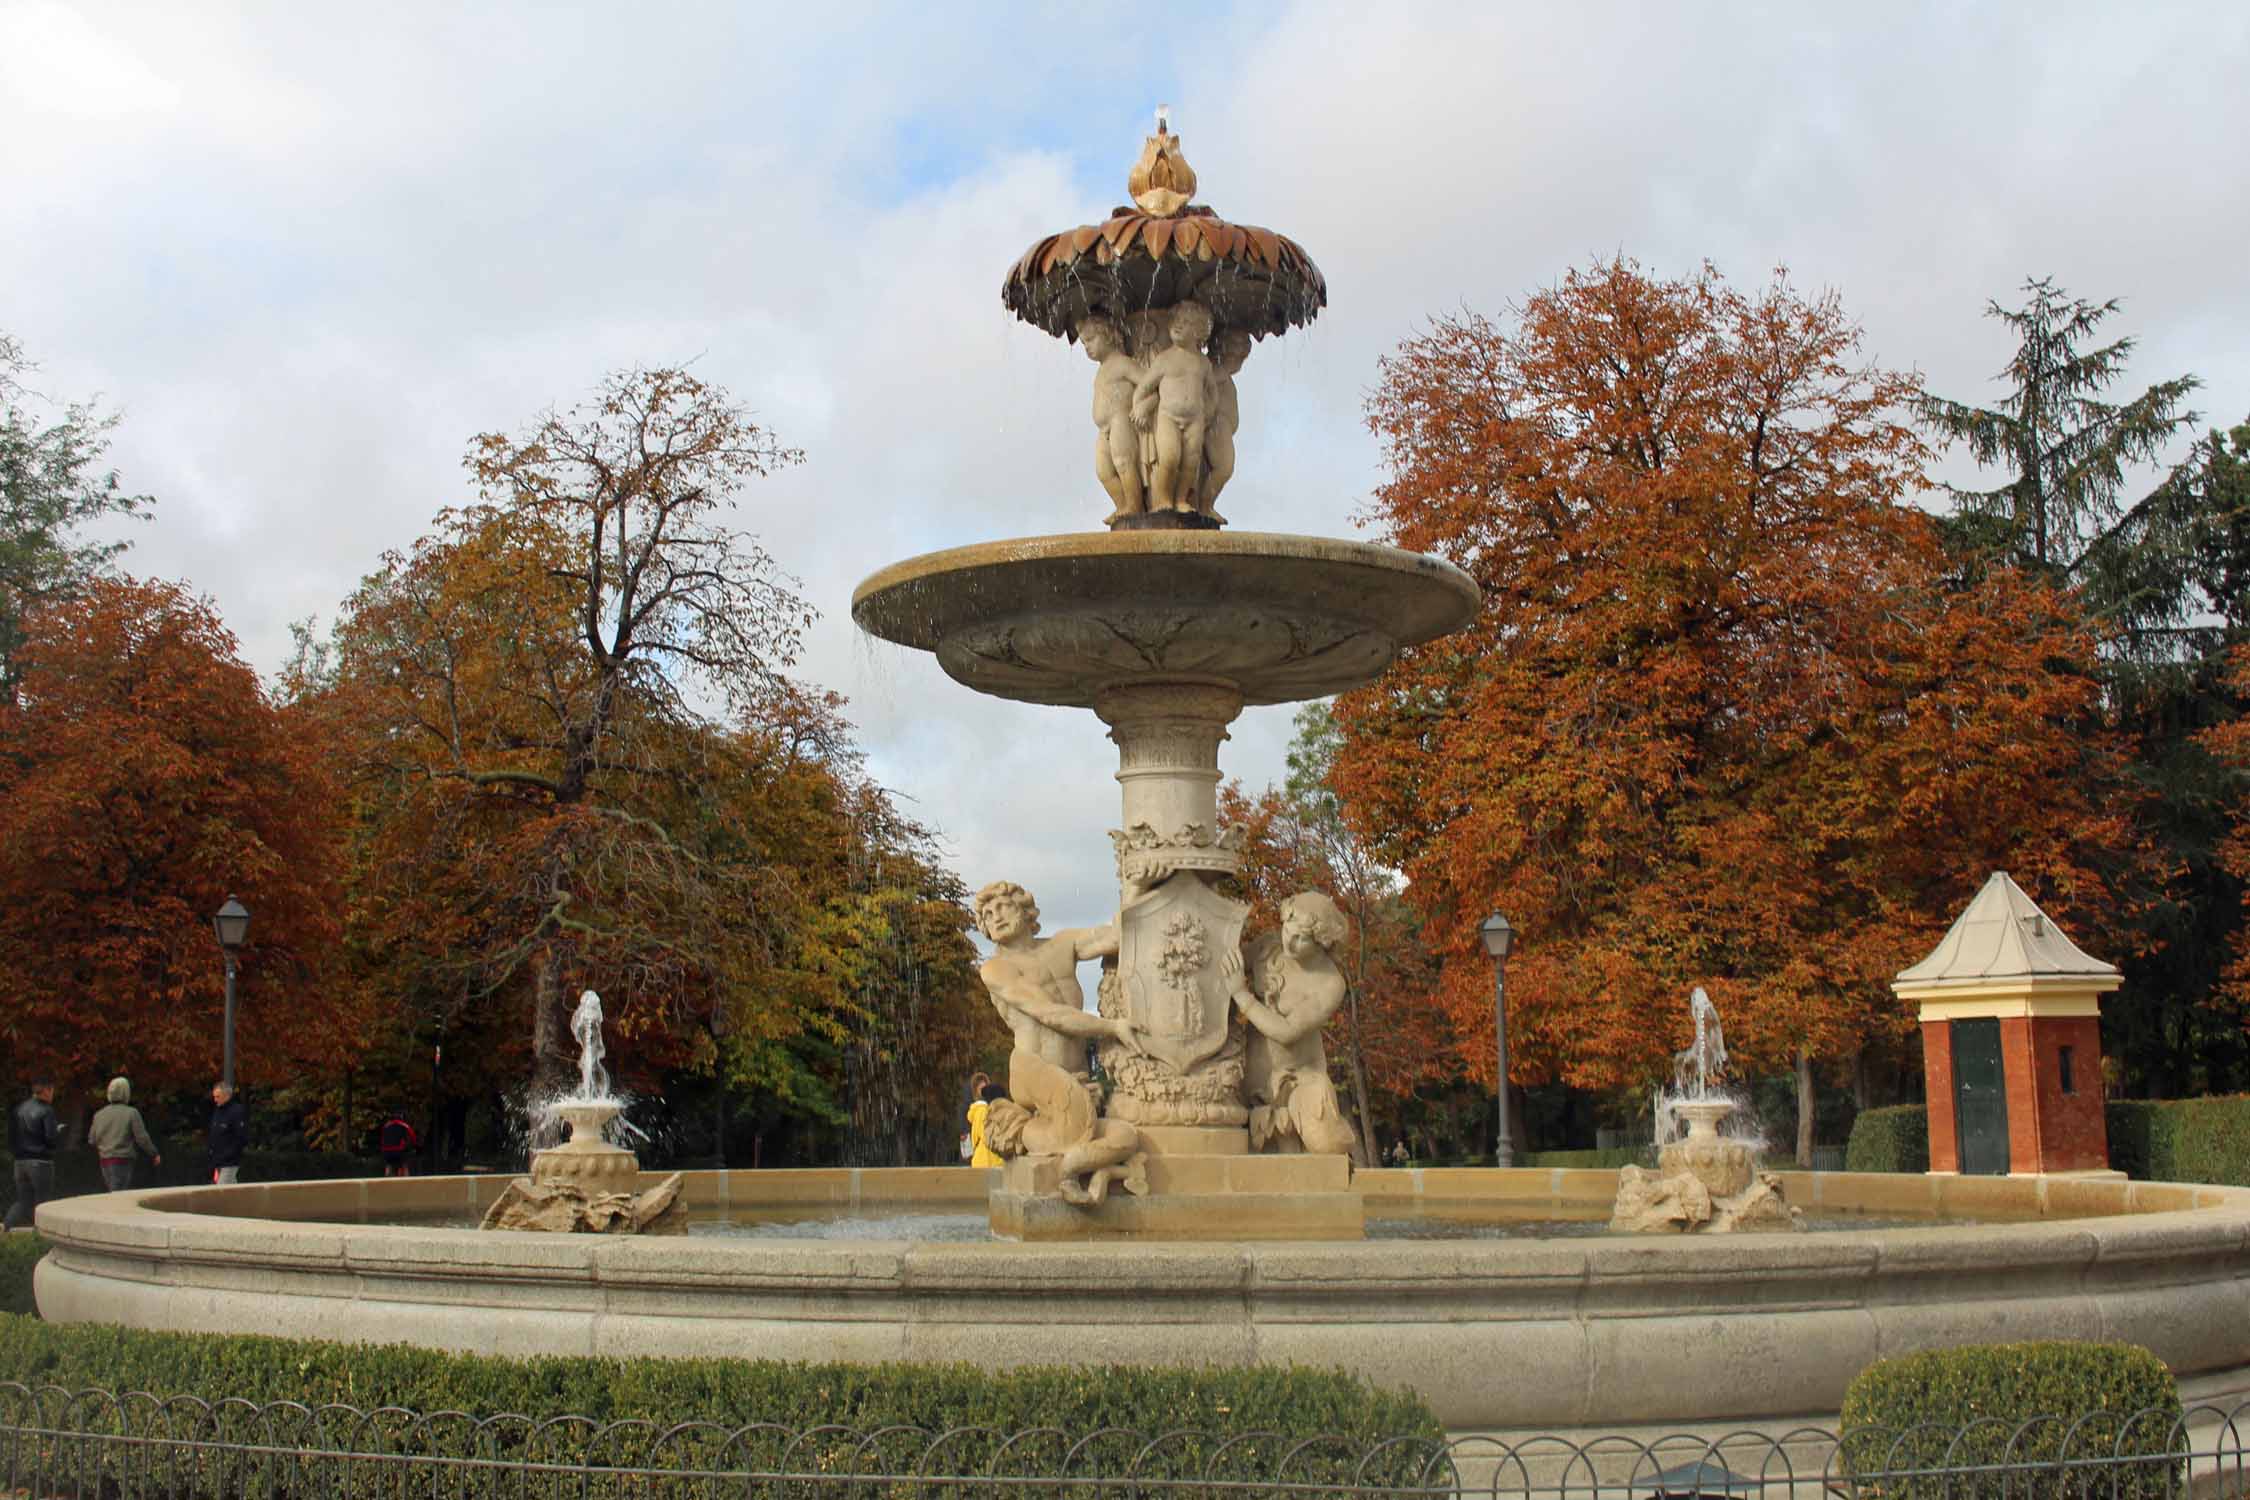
[3,1384,2245,1500]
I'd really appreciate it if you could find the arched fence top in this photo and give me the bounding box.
[0,1383,2238,1499]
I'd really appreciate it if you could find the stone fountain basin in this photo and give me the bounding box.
[34,1167,2250,1438]
[850,531,1480,706]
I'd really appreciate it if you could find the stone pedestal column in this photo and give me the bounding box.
[1094,680,1251,1148]
[1096,681,1245,889]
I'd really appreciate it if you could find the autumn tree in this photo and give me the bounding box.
[323,367,815,1096]
[1220,703,1457,1159]
[0,333,153,698]
[0,577,347,1101]
[1925,285,2247,1094]
[1336,259,2143,1161]
[2205,645,2250,1016]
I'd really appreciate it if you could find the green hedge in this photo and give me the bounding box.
[0,1233,40,1316]
[0,1309,1437,1436]
[1844,1104,1929,1173]
[1841,1341,2181,1500]
[2106,1096,2250,1185]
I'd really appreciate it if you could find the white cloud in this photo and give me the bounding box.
[5,0,2246,939]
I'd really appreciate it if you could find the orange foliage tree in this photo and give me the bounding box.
[1220,702,1458,1158]
[310,367,983,1159]
[1335,259,2144,1148]
[0,577,347,1102]
[319,368,815,1098]
[2206,645,2250,1013]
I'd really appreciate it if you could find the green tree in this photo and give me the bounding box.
[0,334,153,697]
[1923,284,2249,1097]
[1919,278,2198,586]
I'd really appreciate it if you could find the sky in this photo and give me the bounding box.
[5,1,2248,937]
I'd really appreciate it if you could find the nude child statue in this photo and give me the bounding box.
[1199,328,1251,522]
[1079,316,1146,522]
[1131,299,1216,514]
[973,880,1149,1205]
[1223,891,1359,1157]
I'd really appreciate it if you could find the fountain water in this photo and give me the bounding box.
[1611,988,1799,1233]
[479,991,685,1234]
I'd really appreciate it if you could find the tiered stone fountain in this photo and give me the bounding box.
[854,114,1479,1240]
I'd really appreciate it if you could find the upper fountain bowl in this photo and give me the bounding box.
[851,531,1480,708]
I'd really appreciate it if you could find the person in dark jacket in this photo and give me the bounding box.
[208,1081,249,1185]
[379,1111,420,1176]
[6,1078,62,1230]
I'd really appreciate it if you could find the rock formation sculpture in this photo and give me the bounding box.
[480,991,685,1235]
[1609,989,1800,1234]
[1231,892,1358,1157]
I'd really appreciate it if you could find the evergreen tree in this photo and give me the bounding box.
[1919,278,2197,590]
[1924,282,2250,1097]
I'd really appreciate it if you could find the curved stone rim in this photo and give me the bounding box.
[851,532,1481,707]
[34,1167,2250,1434]
[851,531,1481,653]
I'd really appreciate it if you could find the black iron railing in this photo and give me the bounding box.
[3,1384,2241,1500]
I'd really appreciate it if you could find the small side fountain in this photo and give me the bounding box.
[480,991,685,1234]
[1609,988,1801,1234]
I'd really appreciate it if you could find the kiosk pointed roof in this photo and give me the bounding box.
[1895,871,2119,986]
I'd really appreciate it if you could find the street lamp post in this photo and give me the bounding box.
[1480,913,1516,1168]
[212,897,251,1091]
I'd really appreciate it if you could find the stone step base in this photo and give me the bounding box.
[991,1151,1362,1240]
[1000,1151,1350,1197]
[990,1188,1364,1240]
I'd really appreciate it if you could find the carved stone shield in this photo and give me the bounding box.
[1116,872,1248,1075]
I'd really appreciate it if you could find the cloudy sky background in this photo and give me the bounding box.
[5,1,2247,933]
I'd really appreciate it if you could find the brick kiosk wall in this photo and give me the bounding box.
[1922,1019,1962,1172]
[2028,1013,2108,1171]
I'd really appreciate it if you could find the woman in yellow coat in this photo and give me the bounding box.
[967,1082,1005,1168]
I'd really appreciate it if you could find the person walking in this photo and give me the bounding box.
[208,1081,248,1185]
[968,1081,1006,1169]
[89,1077,161,1191]
[378,1109,420,1177]
[5,1077,63,1230]
[959,1071,990,1162]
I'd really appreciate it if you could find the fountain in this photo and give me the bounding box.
[854,113,1478,1239]
[478,991,685,1234]
[34,116,2250,1440]
[1609,988,1800,1233]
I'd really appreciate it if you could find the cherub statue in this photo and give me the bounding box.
[1131,299,1216,514]
[1199,328,1251,522]
[1223,891,1358,1157]
[973,880,1151,1206]
[1079,315,1146,522]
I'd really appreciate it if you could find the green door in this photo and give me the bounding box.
[1952,1019,2011,1176]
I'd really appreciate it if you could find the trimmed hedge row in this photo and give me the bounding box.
[0,1233,40,1316]
[2105,1096,2250,1186]
[1841,1341,2180,1500]
[1844,1103,1929,1173]
[0,1312,1439,1439]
